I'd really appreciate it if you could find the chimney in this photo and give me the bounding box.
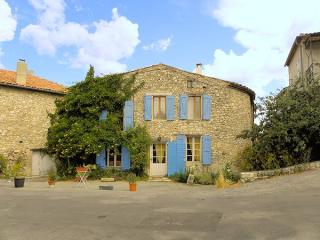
[16,59,28,85]
[195,63,203,75]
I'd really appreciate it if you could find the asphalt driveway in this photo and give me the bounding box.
[0,169,320,240]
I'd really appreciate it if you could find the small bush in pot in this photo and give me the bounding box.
[47,168,57,186]
[127,173,137,192]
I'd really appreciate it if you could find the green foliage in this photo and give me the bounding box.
[169,172,189,183]
[0,154,8,176]
[221,161,240,183]
[123,126,152,176]
[126,172,137,183]
[195,172,215,185]
[47,168,56,181]
[239,76,320,171]
[47,66,151,176]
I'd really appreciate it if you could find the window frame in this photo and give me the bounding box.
[151,143,167,164]
[106,147,122,167]
[186,136,201,162]
[152,96,167,120]
[187,95,202,120]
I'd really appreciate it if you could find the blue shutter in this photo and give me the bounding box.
[179,95,188,119]
[144,96,152,120]
[167,141,177,176]
[121,146,130,170]
[202,135,212,165]
[202,95,212,120]
[99,109,108,121]
[96,147,106,169]
[123,100,134,130]
[176,135,186,174]
[166,96,175,120]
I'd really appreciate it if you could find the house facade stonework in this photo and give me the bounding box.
[97,64,255,176]
[0,60,65,176]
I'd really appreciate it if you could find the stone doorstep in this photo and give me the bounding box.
[148,177,172,182]
[100,177,115,182]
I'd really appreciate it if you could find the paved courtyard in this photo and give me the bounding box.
[0,169,320,240]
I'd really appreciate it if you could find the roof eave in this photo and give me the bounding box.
[0,82,66,95]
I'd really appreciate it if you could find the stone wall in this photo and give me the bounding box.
[0,85,61,175]
[125,64,254,171]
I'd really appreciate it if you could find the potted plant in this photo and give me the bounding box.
[127,173,137,192]
[47,168,56,187]
[11,157,26,188]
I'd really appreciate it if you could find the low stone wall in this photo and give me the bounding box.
[241,161,320,183]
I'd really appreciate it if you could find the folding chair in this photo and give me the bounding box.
[75,166,90,188]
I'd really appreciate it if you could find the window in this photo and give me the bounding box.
[107,146,121,167]
[186,136,201,162]
[153,96,166,119]
[152,143,166,163]
[187,80,193,88]
[188,96,201,120]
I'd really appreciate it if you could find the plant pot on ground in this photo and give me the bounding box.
[11,156,26,188]
[127,173,137,192]
[47,168,57,186]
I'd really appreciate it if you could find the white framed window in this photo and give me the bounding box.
[186,136,201,162]
[187,96,201,120]
[107,146,122,167]
[153,96,166,120]
[152,143,167,164]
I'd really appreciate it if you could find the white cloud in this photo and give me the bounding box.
[143,37,171,51]
[0,0,17,67]
[204,0,320,96]
[20,0,140,74]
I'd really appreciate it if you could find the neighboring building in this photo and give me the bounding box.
[0,60,66,176]
[285,32,320,85]
[96,64,255,177]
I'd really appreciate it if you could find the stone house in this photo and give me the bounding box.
[96,64,255,176]
[0,60,65,176]
[285,32,320,85]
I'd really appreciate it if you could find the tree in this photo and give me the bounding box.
[47,66,151,176]
[238,76,320,171]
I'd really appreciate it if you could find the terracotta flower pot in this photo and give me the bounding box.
[48,179,55,186]
[129,183,137,192]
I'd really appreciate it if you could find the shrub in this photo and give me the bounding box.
[168,172,189,183]
[222,161,240,183]
[195,172,215,185]
[0,154,8,176]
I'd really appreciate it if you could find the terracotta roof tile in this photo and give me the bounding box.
[0,69,66,94]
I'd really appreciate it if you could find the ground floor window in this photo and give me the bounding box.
[186,136,201,162]
[152,143,166,163]
[107,146,122,167]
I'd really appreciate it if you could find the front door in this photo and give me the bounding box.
[149,143,167,176]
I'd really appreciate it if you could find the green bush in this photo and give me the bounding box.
[0,154,8,176]
[195,172,215,185]
[222,161,240,183]
[168,172,189,183]
[238,76,320,171]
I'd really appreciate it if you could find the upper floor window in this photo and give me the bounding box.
[187,96,201,120]
[186,136,201,162]
[153,96,166,119]
[107,146,121,167]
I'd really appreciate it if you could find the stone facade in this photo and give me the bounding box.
[124,64,255,174]
[0,85,62,175]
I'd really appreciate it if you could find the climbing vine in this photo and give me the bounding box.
[47,66,151,176]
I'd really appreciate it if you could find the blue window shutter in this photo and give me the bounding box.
[202,95,212,120]
[144,96,152,120]
[166,96,175,120]
[123,100,134,130]
[176,135,186,174]
[121,146,130,170]
[202,135,212,165]
[167,141,177,176]
[96,147,106,169]
[179,95,188,119]
[99,109,108,121]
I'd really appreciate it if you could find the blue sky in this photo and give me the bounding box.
[1,0,320,96]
